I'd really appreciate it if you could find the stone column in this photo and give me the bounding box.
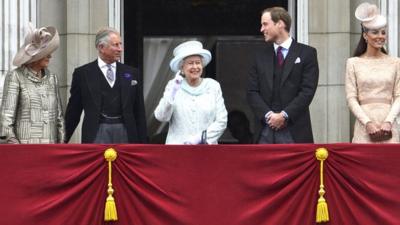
[0,0,37,104]
[308,0,351,142]
[36,0,67,110]
[37,0,115,143]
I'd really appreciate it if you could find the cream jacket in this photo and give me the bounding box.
[0,66,65,143]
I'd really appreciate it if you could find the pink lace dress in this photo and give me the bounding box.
[345,56,400,143]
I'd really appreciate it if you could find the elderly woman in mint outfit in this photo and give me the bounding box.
[155,41,227,144]
[0,25,65,143]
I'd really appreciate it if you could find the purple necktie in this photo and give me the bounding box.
[277,46,284,67]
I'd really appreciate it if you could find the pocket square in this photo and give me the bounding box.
[295,57,301,64]
[131,80,138,86]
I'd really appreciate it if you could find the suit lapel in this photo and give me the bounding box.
[264,44,275,91]
[86,60,102,110]
[281,40,300,86]
[118,63,130,109]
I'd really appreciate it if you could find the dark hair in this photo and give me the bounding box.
[353,25,387,57]
[262,7,291,33]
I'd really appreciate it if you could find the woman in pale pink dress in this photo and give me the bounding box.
[345,3,400,143]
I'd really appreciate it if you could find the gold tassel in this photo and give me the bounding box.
[315,147,329,223]
[104,148,118,221]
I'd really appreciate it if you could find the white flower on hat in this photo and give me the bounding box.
[355,3,387,30]
[169,41,212,73]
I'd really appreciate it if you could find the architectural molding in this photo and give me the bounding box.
[296,0,308,44]
[1,0,36,73]
[288,0,296,39]
[109,0,123,61]
[108,0,121,32]
[381,0,398,56]
[0,0,36,102]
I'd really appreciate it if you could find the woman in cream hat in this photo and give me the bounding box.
[0,24,65,143]
[154,40,227,144]
[345,3,400,143]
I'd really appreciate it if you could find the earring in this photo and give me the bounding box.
[365,39,368,43]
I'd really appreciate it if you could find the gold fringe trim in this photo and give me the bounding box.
[315,147,329,223]
[104,148,118,221]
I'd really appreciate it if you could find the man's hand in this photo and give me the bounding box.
[267,112,286,130]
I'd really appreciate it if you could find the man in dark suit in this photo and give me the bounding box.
[247,7,319,143]
[65,27,147,143]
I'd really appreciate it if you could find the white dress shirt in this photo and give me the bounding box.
[273,37,292,59]
[265,37,294,120]
[98,57,116,88]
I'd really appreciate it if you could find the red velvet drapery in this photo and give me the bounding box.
[0,144,399,225]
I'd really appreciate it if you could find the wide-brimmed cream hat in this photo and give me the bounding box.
[13,24,59,67]
[169,41,212,72]
[355,3,387,30]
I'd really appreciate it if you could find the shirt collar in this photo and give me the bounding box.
[98,57,116,68]
[273,37,293,51]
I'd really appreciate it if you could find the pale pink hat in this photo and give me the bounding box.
[13,24,59,67]
[355,3,387,30]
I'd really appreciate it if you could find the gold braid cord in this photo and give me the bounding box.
[315,147,329,223]
[104,148,118,221]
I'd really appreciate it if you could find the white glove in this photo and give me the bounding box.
[7,137,20,144]
[169,71,184,102]
[183,134,202,145]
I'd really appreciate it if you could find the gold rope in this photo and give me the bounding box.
[104,148,118,221]
[315,147,329,223]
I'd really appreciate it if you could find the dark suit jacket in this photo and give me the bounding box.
[247,40,319,143]
[65,60,147,143]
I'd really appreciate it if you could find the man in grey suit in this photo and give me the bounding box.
[247,7,319,143]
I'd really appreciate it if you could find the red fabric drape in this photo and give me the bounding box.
[0,144,399,225]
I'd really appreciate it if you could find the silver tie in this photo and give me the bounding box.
[106,64,114,82]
